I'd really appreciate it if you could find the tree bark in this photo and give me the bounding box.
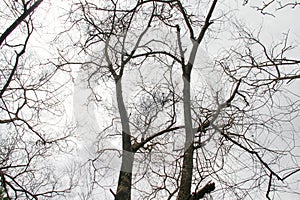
[115,78,134,200]
[115,150,134,200]
[177,71,195,200]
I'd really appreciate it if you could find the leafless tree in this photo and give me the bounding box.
[61,0,300,199]
[0,1,74,199]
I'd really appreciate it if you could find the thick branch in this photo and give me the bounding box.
[0,0,43,46]
[189,181,215,200]
[132,126,184,152]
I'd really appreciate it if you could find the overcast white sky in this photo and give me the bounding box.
[3,0,299,199]
[37,1,300,199]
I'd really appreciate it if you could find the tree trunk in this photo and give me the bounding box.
[177,1,218,198]
[115,150,134,200]
[177,72,195,199]
[115,78,134,200]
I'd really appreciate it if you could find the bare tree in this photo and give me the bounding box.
[0,1,74,199]
[62,0,300,199]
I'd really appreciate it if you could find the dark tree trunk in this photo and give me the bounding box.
[115,79,134,200]
[177,72,195,199]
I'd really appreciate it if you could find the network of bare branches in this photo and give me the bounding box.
[0,1,74,199]
[56,0,300,200]
[244,0,300,16]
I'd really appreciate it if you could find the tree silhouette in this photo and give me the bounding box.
[0,1,74,199]
[56,0,300,199]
